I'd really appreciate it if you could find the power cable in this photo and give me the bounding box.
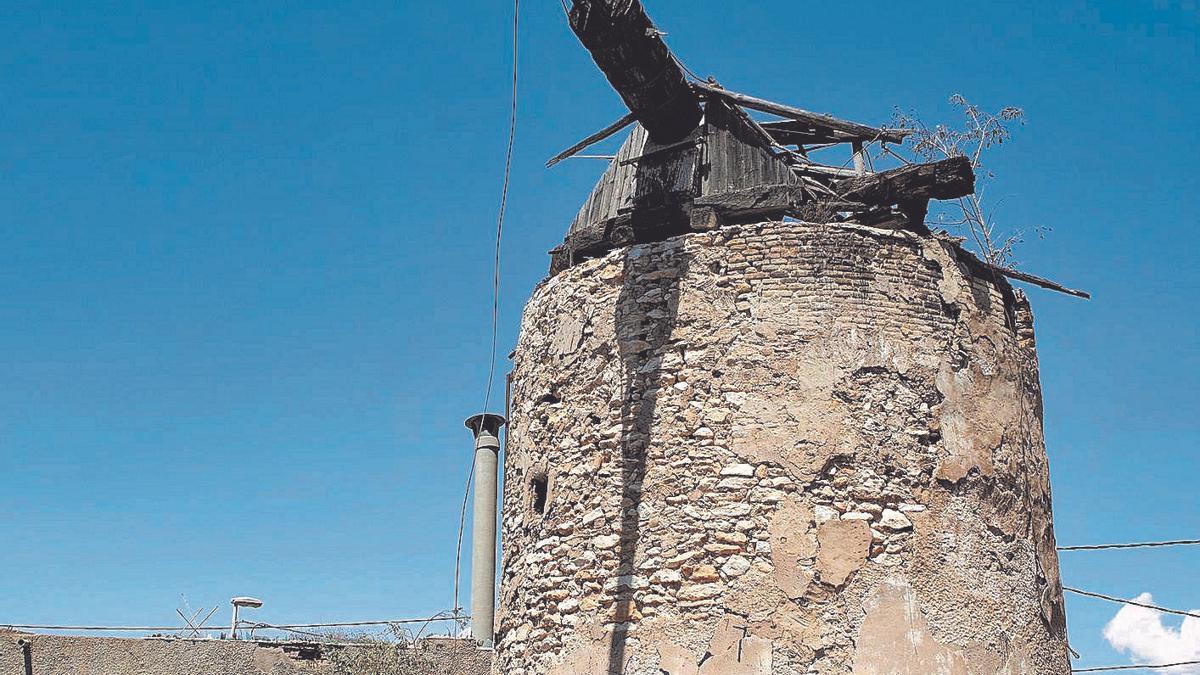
[1063,587,1200,620]
[0,624,217,632]
[241,616,470,629]
[453,0,521,619]
[0,615,468,633]
[1072,662,1200,673]
[1059,539,1200,552]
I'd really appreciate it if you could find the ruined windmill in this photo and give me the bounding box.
[491,1,1076,673]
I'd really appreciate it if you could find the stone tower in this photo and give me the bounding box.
[494,219,1070,673]
[491,3,1077,670]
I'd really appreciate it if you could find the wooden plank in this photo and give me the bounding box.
[991,265,1091,299]
[547,112,637,168]
[791,163,862,179]
[761,120,855,146]
[619,136,702,166]
[834,156,975,205]
[693,81,908,144]
[694,183,805,214]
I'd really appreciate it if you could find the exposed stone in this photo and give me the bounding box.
[880,509,914,531]
[716,477,756,490]
[814,505,839,524]
[720,555,751,577]
[581,508,605,526]
[592,534,620,550]
[650,569,683,585]
[720,463,756,477]
[677,583,723,601]
[712,503,752,518]
[499,221,1070,674]
[687,565,720,583]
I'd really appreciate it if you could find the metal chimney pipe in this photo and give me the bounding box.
[464,413,506,647]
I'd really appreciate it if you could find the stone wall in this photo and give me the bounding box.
[0,632,492,675]
[497,220,1069,674]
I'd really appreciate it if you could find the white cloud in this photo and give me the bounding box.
[1103,592,1200,673]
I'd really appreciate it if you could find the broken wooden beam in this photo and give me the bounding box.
[790,162,861,179]
[760,120,858,146]
[991,265,1091,299]
[568,0,703,144]
[834,156,975,206]
[547,112,637,168]
[692,81,908,144]
[693,183,805,216]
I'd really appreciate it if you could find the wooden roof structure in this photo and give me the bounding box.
[545,0,1088,298]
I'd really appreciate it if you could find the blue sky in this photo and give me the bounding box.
[1,0,1196,668]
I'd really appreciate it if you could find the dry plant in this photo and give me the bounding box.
[889,95,1045,267]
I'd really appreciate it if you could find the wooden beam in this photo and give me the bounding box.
[727,104,780,153]
[791,163,861,179]
[991,265,1091,299]
[694,183,805,215]
[618,135,701,166]
[834,156,975,205]
[568,0,703,143]
[760,120,855,146]
[546,112,637,168]
[692,81,908,144]
[852,140,866,175]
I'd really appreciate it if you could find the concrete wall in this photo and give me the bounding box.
[498,220,1069,674]
[0,632,492,675]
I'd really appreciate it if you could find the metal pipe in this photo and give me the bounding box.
[464,413,506,647]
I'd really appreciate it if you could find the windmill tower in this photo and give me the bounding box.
[492,2,1073,672]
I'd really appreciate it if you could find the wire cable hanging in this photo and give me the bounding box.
[1063,587,1200,620]
[1058,539,1200,552]
[452,0,521,621]
[1072,661,1200,673]
[0,614,466,633]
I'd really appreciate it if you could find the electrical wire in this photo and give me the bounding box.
[242,616,470,629]
[1063,587,1200,620]
[482,0,519,425]
[453,0,520,619]
[1059,539,1200,552]
[1072,662,1200,673]
[452,465,476,616]
[0,615,467,633]
[0,624,218,632]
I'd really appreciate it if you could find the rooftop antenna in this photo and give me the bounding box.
[229,596,263,640]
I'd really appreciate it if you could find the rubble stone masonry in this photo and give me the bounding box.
[498,220,1070,674]
[0,633,492,675]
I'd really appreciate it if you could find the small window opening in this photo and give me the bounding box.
[530,477,548,515]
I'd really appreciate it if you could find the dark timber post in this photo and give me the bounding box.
[568,0,703,144]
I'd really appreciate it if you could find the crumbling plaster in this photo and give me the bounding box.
[497,220,1069,674]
